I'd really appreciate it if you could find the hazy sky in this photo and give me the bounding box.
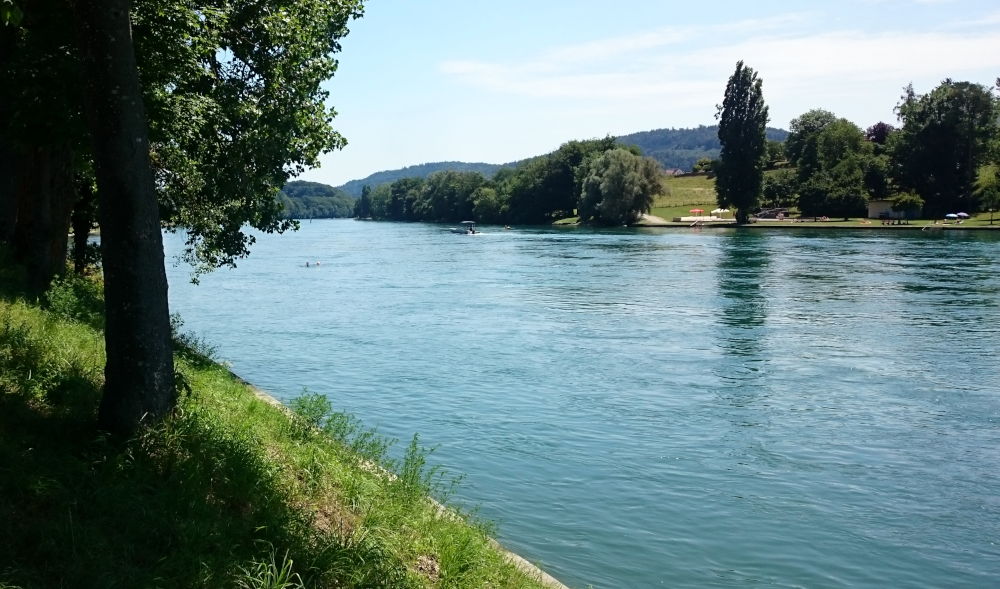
[300,0,1000,186]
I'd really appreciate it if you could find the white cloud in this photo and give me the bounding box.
[948,10,1000,28]
[439,18,1000,128]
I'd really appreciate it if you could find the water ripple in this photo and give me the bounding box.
[166,223,1000,589]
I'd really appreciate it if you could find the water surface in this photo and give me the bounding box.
[164,221,1000,588]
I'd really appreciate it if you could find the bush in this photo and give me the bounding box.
[43,274,104,329]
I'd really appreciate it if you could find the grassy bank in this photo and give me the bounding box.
[0,262,555,588]
[647,173,1000,228]
[650,174,719,220]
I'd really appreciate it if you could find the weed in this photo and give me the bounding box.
[170,313,218,366]
[289,390,392,465]
[289,390,332,431]
[235,546,303,589]
[395,434,442,505]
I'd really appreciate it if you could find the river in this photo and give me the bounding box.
[163,220,1000,588]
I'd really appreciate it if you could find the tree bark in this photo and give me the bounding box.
[71,176,97,274]
[10,144,76,293]
[74,0,175,436]
[0,25,15,247]
[0,139,16,246]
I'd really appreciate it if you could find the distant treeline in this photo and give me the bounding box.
[291,74,1000,225]
[278,181,355,219]
[755,78,1000,219]
[355,137,662,226]
[617,125,788,172]
[335,126,789,197]
[338,162,505,198]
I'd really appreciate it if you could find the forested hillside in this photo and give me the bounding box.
[617,125,789,171]
[278,181,355,218]
[335,126,790,197]
[338,161,504,197]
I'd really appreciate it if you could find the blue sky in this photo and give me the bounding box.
[300,0,1000,186]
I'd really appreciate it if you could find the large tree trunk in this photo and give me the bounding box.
[0,139,15,246]
[74,0,176,436]
[0,27,15,247]
[71,176,97,274]
[10,145,76,293]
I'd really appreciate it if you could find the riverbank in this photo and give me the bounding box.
[630,213,1000,230]
[0,268,564,588]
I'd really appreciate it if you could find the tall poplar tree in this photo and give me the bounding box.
[715,61,769,224]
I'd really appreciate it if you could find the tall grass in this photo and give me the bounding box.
[0,254,555,589]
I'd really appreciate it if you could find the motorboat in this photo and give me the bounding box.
[449,221,478,234]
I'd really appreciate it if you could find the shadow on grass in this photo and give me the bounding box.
[0,382,408,589]
[0,252,414,587]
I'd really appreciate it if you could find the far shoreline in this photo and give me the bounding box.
[625,213,1000,230]
[629,220,1000,231]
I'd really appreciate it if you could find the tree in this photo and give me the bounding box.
[133,0,364,272]
[797,119,868,218]
[1,0,89,292]
[715,61,769,224]
[891,192,925,222]
[367,183,392,219]
[765,140,785,168]
[385,177,425,221]
[1,1,23,25]
[506,137,617,224]
[761,169,797,208]
[4,0,365,283]
[865,122,896,147]
[3,0,364,434]
[70,171,99,274]
[786,109,837,182]
[418,170,484,221]
[578,148,661,226]
[980,185,999,224]
[976,161,1000,224]
[892,80,999,217]
[692,157,714,174]
[73,0,175,435]
[354,184,372,218]
[862,150,893,201]
[471,186,507,224]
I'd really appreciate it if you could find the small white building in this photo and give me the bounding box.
[868,198,921,220]
[868,199,894,219]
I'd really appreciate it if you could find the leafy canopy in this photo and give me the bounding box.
[578,148,662,226]
[133,0,364,272]
[892,79,999,217]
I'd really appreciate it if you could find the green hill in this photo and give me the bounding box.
[278,180,355,219]
[338,162,505,198]
[616,125,789,172]
[333,125,790,198]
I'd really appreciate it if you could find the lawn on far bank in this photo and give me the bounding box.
[647,173,1000,228]
[650,174,719,221]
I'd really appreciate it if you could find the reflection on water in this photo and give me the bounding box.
[716,230,770,329]
[164,222,1000,589]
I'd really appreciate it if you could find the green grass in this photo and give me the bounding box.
[0,265,554,589]
[649,174,717,220]
[645,173,1000,228]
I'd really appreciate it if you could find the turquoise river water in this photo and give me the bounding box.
[163,220,1000,588]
